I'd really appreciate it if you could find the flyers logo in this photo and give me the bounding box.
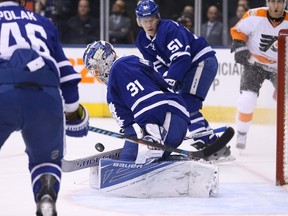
[259,34,278,52]
[69,58,103,84]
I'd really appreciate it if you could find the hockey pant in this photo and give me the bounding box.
[0,85,63,202]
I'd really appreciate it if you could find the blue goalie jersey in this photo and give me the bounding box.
[136,19,215,82]
[107,55,190,128]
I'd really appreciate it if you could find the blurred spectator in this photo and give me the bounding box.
[35,0,45,16]
[178,13,194,33]
[61,0,99,44]
[34,0,77,27]
[229,5,247,28]
[182,5,194,16]
[238,0,250,9]
[178,5,194,32]
[228,5,247,45]
[109,0,133,44]
[201,5,223,46]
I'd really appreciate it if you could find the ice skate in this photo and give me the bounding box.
[190,140,208,150]
[236,131,247,151]
[35,174,58,216]
[206,145,235,162]
[191,131,235,163]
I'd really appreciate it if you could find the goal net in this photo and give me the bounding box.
[277,29,288,186]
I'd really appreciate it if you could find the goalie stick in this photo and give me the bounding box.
[62,148,122,172]
[87,125,234,159]
[61,126,230,172]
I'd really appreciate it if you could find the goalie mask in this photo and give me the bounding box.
[83,41,116,85]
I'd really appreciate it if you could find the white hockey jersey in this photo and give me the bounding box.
[230,7,288,72]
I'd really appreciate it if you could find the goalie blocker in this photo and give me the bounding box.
[90,157,219,198]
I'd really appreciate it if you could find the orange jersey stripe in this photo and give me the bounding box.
[251,53,277,64]
[230,27,247,41]
[230,8,267,41]
[238,112,253,122]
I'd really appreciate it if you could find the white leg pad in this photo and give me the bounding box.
[188,160,219,197]
[90,158,219,198]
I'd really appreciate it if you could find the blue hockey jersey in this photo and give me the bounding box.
[136,19,216,82]
[107,55,190,128]
[0,2,81,112]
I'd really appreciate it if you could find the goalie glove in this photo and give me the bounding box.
[231,40,250,66]
[65,104,89,137]
[135,124,166,164]
[135,135,164,164]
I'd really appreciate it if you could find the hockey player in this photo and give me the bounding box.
[0,1,89,215]
[134,0,231,159]
[230,0,288,150]
[83,40,191,163]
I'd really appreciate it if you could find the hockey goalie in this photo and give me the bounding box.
[82,38,233,198]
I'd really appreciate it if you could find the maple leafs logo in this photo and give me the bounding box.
[108,102,124,127]
[145,42,156,50]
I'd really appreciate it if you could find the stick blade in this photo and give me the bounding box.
[190,127,235,159]
[61,148,122,172]
[203,127,235,157]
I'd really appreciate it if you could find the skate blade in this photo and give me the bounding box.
[212,154,236,163]
[39,202,53,216]
[37,195,55,216]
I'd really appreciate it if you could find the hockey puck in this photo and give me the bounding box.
[95,143,105,152]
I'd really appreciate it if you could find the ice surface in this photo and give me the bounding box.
[1,118,288,216]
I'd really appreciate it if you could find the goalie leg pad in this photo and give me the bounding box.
[92,158,219,198]
[189,160,219,197]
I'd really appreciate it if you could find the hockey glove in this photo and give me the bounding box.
[135,135,164,164]
[135,124,166,164]
[231,40,250,66]
[65,104,89,137]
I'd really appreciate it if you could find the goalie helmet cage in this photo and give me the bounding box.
[277,29,288,186]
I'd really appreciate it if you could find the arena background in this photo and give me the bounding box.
[63,46,276,124]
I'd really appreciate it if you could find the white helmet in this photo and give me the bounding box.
[83,41,116,85]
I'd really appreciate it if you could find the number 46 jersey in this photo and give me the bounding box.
[0,2,81,109]
[106,55,190,129]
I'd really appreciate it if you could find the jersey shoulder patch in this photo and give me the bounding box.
[248,7,267,17]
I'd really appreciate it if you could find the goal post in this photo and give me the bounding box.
[277,29,288,186]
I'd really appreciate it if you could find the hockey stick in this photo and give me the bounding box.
[185,126,227,139]
[87,125,234,159]
[61,126,229,172]
[61,126,234,172]
[62,148,122,172]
